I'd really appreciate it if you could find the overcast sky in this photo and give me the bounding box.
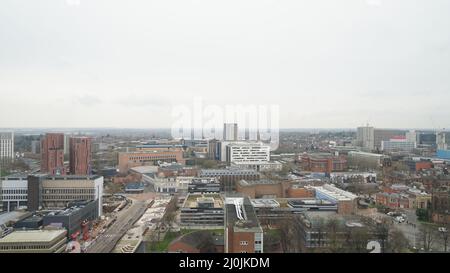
[0,0,449,129]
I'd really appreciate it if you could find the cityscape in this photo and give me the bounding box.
[0,125,449,253]
[1,0,450,260]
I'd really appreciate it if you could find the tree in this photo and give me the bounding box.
[388,229,409,253]
[418,224,435,252]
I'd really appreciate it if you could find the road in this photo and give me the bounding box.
[85,199,148,253]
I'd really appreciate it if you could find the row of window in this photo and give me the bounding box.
[1,189,27,194]
[44,189,95,194]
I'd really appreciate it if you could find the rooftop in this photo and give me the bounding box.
[225,197,262,233]
[183,193,224,209]
[0,229,67,244]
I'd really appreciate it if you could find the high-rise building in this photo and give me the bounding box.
[31,140,40,154]
[356,126,374,151]
[0,132,14,163]
[69,137,92,175]
[41,133,65,175]
[223,123,238,141]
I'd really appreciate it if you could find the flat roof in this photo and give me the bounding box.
[225,197,262,232]
[0,211,30,226]
[0,229,67,244]
[183,193,224,208]
[313,184,357,201]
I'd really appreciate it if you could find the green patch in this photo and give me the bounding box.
[146,229,224,252]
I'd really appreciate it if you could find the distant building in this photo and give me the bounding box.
[373,129,407,150]
[0,229,67,253]
[381,139,416,152]
[225,197,263,253]
[41,133,65,175]
[124,182,145,193]
[431,187,450,224]
[226,142,270,166]
[0,132,14,163]
[118,150,185,174]
[69,137,92,175]
[356,126,374,151]
[347,151,388,170]
[31,140,40,154]
[300,153,347,173]
[188,178,221,193]
[236,179,291,199]
[207,139,220,160]
[376,192,411,209]
[223,123,238,141]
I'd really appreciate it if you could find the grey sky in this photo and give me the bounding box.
[0,0,449,129]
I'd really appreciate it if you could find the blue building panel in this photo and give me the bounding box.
[437,150,450,160]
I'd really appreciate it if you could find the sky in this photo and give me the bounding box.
[0,0,449,129]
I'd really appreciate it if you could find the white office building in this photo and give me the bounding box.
[226,142,270,165]
[381,139,416,152]
[0,132,14,162]
[356,126,374,151]
[0,176,28,212]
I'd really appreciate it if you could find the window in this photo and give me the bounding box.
[240,241,248,246]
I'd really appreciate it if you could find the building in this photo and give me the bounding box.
[225,142,270,167]
[180,193,224,228]
[188,178,221,193]
[124,182,145,193]
[0,229,67,253]
[300,153,347,173]
[41,133,65,175]
[373,129,407,150]
[437,149,450,160]
[118,150,185,174]
[0,132,14,163]
[436,131,450,150]
[31,140,40,154]
[225,196,263,253]
[207,139,220,160]
[223,123,238,141]
[431,187,450,224]
[356,126,374,151]
[0,175,28,212]
[381,138,416,152]
[27,175,103,216]
[199,168,260,192]
[376,192,410,209]
[347,151,388,170]
[42,200,99,239]
[404,159,433,172]
[312,184,357,214]
[231,161,283,172]
[69,137,92,175]
[236,179,291,199]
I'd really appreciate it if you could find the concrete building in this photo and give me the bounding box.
[180,193,224,228]
[31,140,40,154]
[0,132,14,163]
[236,179,291,199]
[199,168,260,192]
[0,229,67,253]
[0,175,28,212]
[118,150,185,174]
[42,200,99,239]
[188,178,221,193]
[347,151,387,170]
[356,126,374,151]
[373,129,407,149]
[41,133,65,175]
[207,139,220,160]
[27,175,103,216]
[312,184,357,215]
[225,196,263,253]
[69,137,92,175]
[231,161,283,172]
[223,123,238,141]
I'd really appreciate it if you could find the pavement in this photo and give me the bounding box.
[85,199,149,253]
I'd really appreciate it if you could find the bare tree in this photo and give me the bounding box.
[419,224,435,252]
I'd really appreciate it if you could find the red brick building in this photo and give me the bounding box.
[69,137,92,175]
[118,150,185,173]
[41,133,65,175]
[375,192,410,209]
[300,153,347,173]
